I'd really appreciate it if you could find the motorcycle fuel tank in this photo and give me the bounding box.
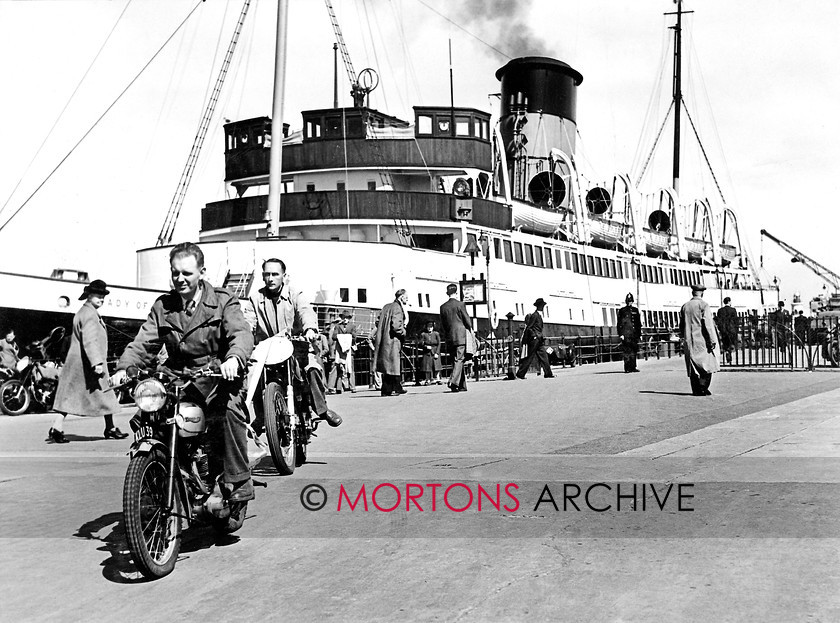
[176,402,206,437]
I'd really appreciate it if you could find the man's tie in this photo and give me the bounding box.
[185,300,196,317]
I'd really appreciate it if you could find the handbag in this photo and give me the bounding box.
[465,330,476,360]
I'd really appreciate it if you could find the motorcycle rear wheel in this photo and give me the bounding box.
[123,450,182,579]
[0,380,31,416]
[264,381,296,475]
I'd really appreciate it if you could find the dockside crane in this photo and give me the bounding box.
[760,229,840,294]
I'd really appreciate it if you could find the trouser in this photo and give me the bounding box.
[448,343,467,390]
[199,380,250,484]
[688,369,713,395]
[327,361,346,392]
[306,362,329,417]
[381,373,403,394]
[621,343,638,372]
[370,370,382,390]
[517,339,552,378]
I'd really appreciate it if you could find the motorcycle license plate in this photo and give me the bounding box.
[133,426,154,444]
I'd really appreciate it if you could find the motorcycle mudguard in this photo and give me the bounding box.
[129,438,168,458]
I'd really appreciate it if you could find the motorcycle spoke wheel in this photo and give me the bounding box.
[123,450,181,578]
[0,380,31,416]
[264,381,296,475]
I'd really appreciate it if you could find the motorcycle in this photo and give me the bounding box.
[120,365,250,579]
[0,327,65,416]
[255,335,320,475]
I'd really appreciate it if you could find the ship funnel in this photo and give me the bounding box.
[496,57,583,205]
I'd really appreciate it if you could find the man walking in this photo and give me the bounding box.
[516,298,554,379]
[373,290,408,396]
[716,296,739,364]
[439,283,473,392]
[679,284,720,396]
[616,293,642,372]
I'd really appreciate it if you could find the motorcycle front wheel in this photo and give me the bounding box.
[123,449,182,579]
[264,381,296,475]
[0,380,31,416]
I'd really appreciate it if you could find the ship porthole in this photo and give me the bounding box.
[57,296,70,309]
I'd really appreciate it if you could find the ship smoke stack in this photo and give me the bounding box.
[496,57,583,206]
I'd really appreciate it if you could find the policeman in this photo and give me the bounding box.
[617,292,642,373]
[112,242,256,502]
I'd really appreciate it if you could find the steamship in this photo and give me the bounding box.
[132,15,767,338]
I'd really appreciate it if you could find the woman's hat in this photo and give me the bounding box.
[79,279,110,300]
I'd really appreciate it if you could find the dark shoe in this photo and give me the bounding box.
[395,388,407,394]
[230,479,255,503]
[320,409,343,427]
[703,389,712,396]
[515,374,526,380]
[544,374,555,378]
[448,385,460,392]
[104,427,129,440]
[380,391,394,397]
[46,428,69,444]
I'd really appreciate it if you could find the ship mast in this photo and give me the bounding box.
[667,0,692,195]
[267,0,290,238]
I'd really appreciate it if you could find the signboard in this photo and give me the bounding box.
[460,278,487,305]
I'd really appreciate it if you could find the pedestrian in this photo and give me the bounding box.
[439,284,473,392]
[716,296,739,364]
[679,284,720,396]
[616,292,642,372]
[516,298,554,379]
[327,310,358,393]
[367,315,383,390]
[0,328,19,371]
[794,310,810,345]
[373,289,408,396]
[769,301,790,353]
[48,280,128,444]
[420,321,442,385]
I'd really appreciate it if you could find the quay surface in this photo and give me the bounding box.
[1,358,838,622]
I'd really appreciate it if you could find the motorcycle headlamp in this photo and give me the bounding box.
[133,379,167,412]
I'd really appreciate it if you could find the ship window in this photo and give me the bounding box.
[544,248,553,269]
[569,309,573,320]
[524,244,534,265]
[564,251,571,270]
[609,260,616,278]
[610,308,617,325]
[368,180,377,190]
[514,242,523,264]
[337,181,345,192]
[426,294,430,307]
[572,253,580,273]
[227,134,235,150]
[503,240,513,262]
[239,132,249,145]
[494,238,502,259]
[418,293,423,307]
[474,120,484,139]
[594,258,602,277]
[534,246,543,267]
[418,115,432,135]
[326,117,342,137]
[456,116,470,136]
[555,250,563,269]
[602,308,609,326]
[587,256,595,275]
[340,288,349,303]
[358,288,367,303]
[616,262,623,279]
[306,183,315,192]
[256,134,263,145]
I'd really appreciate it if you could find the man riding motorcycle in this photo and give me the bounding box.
[111,242,256,502]
[242,257,342,430]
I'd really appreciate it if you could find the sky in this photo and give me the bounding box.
[0,0,837,305]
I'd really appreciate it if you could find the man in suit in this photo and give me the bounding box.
[516,298,554,379]
[716,296,739,364]
[617,292,642,372]
[242,257,340,428]
[439,283,473,392]
[113,242,256,502]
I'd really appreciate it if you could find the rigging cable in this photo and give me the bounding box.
[413,0,511,60]
[0,0,134,221]
[0,0,206,237]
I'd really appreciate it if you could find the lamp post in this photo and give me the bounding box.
[505,312,516,380]
[773,276,780,305]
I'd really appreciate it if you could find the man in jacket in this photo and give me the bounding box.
[679,284,720,396]
[617,292,642,372]
[516,298,554,379]
[373,289,408,396]
[439,283,473,392]
[242,258,340,428]
[112,242,256,502]
[327,311,358,393]
[716,296,739,364]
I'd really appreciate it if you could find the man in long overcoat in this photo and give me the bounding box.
[679,284,720,396]
[50,280,127,443]
[516,298,554,379]
[716,296,739,364]
[373,289,408,396]
[439,283,473,391]
[617,292,642,372]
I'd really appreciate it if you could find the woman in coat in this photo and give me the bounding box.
[373,289,408,396]
[48,280,127,443]
[420,321,442,385]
